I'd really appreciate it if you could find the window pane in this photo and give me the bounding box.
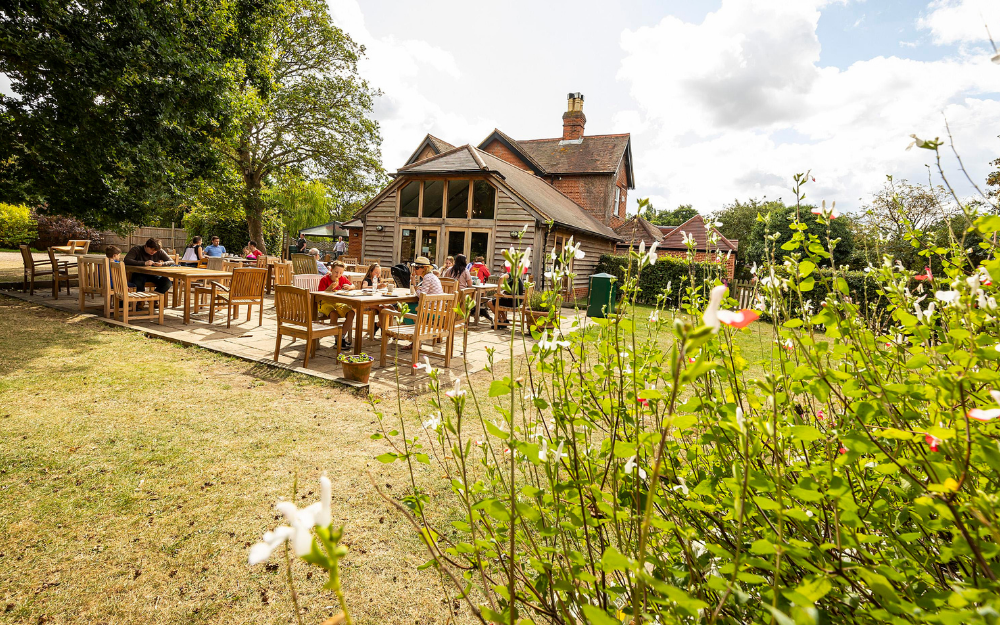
[447,180,469,219]
[470,232,490,263]
[472,181,495,219]
[400,228,417,263]
[399,181,419,217]
[420,230,438,263]
[423,180,443,218]
[447,231,465,258]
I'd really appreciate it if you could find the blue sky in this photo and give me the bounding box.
[331,0,1000,215]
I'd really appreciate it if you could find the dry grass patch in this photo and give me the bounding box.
[0,296,483,624]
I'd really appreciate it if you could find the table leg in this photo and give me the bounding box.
[353,303,364,355]
[182,276,191,324]
[474,290,482,325]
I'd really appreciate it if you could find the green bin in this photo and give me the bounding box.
[587,273,618,318]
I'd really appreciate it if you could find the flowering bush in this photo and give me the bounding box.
[365,161,1000,625]
[337,352,374,365]
[0,202,37,248]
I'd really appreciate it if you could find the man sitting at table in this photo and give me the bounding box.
[317,261,356,350]
[204,236,226,257]
[124,237,174,295]
[310,248,328,275]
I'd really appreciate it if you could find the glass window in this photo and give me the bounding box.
[447,231,465,258]
[399,181,419,217]
[472,181,495,219]
[447,180,470,219]
[400,228,417,263]
[470,231,490,263]
[423,180,443,218]
[420,229,438,263]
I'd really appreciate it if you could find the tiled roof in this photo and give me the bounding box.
[518,134,630,176]
[392,145,619,240]
[658,214,739,252]
[403,133,456,165]
[614,215,664,246]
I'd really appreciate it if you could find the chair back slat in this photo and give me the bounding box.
[340,257,358,266]
[272,261,293,286]
[414,293,455,338]
[380,266,394,285]
[229,267,267,301]
[291,253,317,275]
[110,259,129,295]
[19,245,34,268]
[205,257,225,271]
[78,256,109,295]
[222,260,242,273]
[275,285,312,326]
[486,275,500,285]
[364,258,379,266]
[439,276,458,294]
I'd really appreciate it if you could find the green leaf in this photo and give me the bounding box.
[484,420,510,440]
[789,425,823,442]
[488,380,511,397]
[375,453,398,463]
[580,605,621,625]
[750,539,776,555]
[599,546,634,572]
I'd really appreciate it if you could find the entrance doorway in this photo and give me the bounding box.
[445,228,491,263]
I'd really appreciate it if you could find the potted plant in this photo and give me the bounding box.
[526,290,561,330]
[337,352,374,383]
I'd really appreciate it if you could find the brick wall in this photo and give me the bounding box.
[615,162,628,221]
[481,139,532,171]
[550,174,612,224]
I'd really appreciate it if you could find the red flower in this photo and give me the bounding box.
[638,398,649,407]
[914,267,933,282]
[838,444,847,454]
[717,309,760,329]
[925,433,941,452]
[817,409,825,420]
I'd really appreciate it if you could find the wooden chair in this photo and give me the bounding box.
[486,275,500,285]
[78,256,112,317]
[204,267,267,328]
[439,276,458,294]
[447,287,475,361]
[492,281,533,333]
[196,257,209,269]
[46,247,76,299]
[341,257,358,266]
[273,286,342,368]
[291,253,318,275]
[380,266,395,286]
[20,245,56,295]
[379,292,455,371]
[364,258,379,266]
[205,257,225,271]
[192,259,238,313]
[70,240,91,255]
[272,261,293,287]
[110,261,164,325]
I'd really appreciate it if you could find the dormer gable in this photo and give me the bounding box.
[476,129,546,176]
[404,133,456,166]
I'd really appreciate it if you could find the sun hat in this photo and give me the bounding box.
[412,256,432,267]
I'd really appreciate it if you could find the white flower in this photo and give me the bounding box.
[624,455,647,479]
[277,500,321,557]
[538,438,549,462]
[413,356,437,375]
[317,475,332,527]
[936,290,960,305]
[550,248,557,260]
[703,285,728,332]
[645,242,659,265]
[538,330,570,351]
[673,477,689,496]
[248,526,295,565]
[554,441,568,460]
[520,224,528,234]
[422,413,442,431]
[691,540,707,557]
[445,377,466,398]
[649,310,659,323]
[638,240,646,255]
[750,262,758,276]
[573,247,585,260]
[736,406,745,431]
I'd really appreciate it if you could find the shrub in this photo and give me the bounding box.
[0,203,37,248]
[31,213,99,250]
[597,253,725,305]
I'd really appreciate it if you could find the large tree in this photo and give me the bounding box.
[0,0,264,227]
[746,201,855,268]
[226,0,385,251]
[643,203,698,227]
[857,176,955,270]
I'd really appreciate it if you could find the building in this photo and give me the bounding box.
[614,213,738,278]
[353,93,633,297]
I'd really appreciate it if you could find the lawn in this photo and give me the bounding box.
[0,295,782,624]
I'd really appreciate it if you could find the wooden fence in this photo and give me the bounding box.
[97,226,189,252]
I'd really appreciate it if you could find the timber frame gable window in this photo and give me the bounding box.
[397,179,496,220]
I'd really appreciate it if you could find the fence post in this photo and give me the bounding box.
[170,222,175,251]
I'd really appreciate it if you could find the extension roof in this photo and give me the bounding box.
[613,215,665,247]
[361,144,620,240]
[477,130,634,188]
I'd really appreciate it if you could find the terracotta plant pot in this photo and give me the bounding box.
[340,359,373,383]
[527,308,559,330]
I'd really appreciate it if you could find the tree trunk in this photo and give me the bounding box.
[243,171,267,254]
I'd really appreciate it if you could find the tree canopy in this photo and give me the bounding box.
[746,201,855,268]
[642,204,698,227]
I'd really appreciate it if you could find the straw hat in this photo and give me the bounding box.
[412,256,432,267]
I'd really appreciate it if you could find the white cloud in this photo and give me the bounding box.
[327,0,492,169]
[618,0,1000,217]
[918,0,1000,45]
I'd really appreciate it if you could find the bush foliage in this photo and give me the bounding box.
[31,213,99,250]
[597,253,726,306]
[0,203,37,247]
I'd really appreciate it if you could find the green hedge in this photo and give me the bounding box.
[0,203,37,247]
[596,254,724,305]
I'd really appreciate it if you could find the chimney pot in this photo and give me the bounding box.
[562,92,586,141]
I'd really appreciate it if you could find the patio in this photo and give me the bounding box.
[1,267,586,393]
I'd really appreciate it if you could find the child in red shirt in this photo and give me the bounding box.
[317,262,356,349]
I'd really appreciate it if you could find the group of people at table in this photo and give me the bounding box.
[97,233,524,352]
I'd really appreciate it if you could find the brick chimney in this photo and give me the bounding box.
[562,92,586,141]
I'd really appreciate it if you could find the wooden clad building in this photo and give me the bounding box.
[354,93,635,297]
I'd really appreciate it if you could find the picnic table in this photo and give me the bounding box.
[312,287,418,355]
[468,283,497,325]
[125,265,232,324]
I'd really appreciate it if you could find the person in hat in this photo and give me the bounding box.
[411,256,442,295]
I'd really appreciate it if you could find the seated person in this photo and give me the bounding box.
[410,256,442,295]
[123,237,174,295]
[317,261,356,349]
[180,236,204,264]
[470,256,490,282]
[245,241,264,260]
[105,246,121,292]
[204,236,226,257]
[445,253,473,289]
[310,248,328,275]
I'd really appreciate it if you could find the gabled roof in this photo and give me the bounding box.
[657,214,739,252]
[362,144,620,241]
[476,131,635,188]
[404,133,456,166]
[613,215,664,247]
[300,221,350,238]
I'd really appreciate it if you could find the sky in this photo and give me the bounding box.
[328,0,1000,215]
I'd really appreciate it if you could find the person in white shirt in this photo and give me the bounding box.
[334,236,347,259]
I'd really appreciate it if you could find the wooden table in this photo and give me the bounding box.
[469,283,497,325]
[125,266,232,324]
[312,288,418,355]
[50,245,75,254]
